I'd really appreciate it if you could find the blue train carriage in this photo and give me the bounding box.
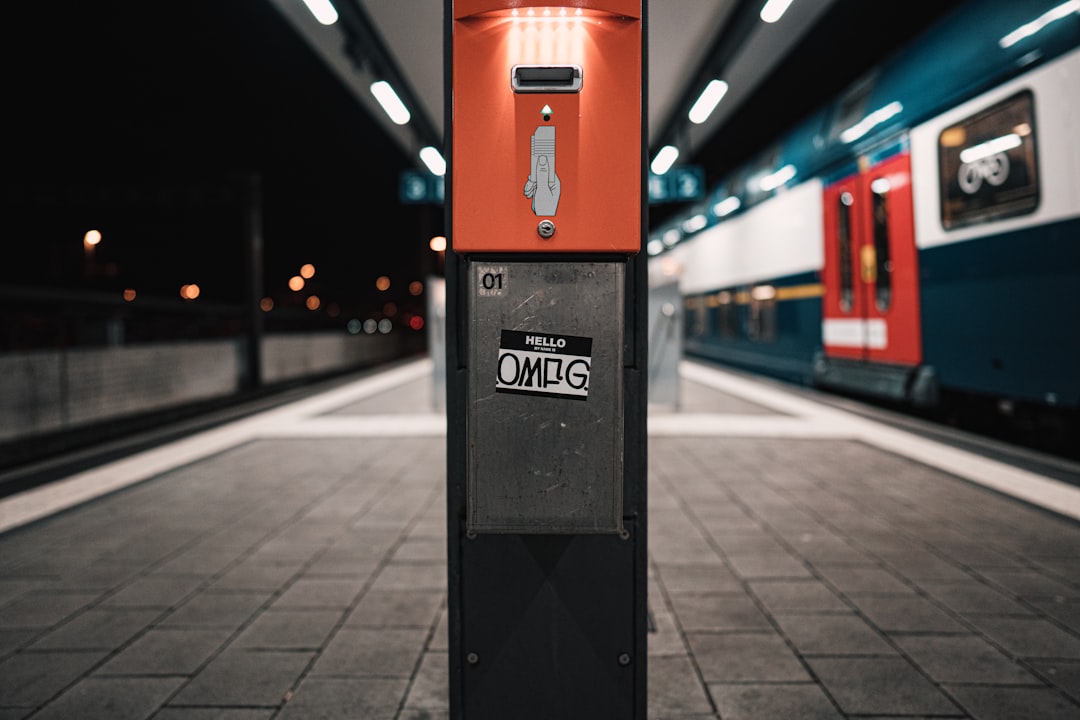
[653,0,1080,415]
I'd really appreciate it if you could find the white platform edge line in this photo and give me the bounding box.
[255,357,434,423]
[5,356,1077,533]
[681,360,1080,522]
[856,424,1080,522]
[256,414,447,437]
[647,414,854,438]
[680,361,849,420]
[0,358,435,534]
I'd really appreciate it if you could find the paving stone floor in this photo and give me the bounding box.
[1,358,1079,719]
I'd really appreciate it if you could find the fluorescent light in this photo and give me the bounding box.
[682,214,708,233]
[662,228,681,247]
[301,0,339,25]
[760,0,795,24]
[959,133,1022,163]
[758,164,796,191]
[839,101,903,144]
[712,195,741,217]
[651,145,680,175]
[646,239,665,256]
[419,146,446,176]
[688,80,729,124]
[1000,0,1080,48]
[370,81,411,125]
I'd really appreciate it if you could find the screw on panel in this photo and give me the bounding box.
[619,528,631,540]
[466,530,477,540]
[618,653,631,666]
[467,652,480,665]
[537,220,555,238]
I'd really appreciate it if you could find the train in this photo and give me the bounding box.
[648,0,1080,445]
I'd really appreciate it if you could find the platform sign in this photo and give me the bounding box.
[400,171,444,204]
[648,173,670,202]
[648,166,705,203]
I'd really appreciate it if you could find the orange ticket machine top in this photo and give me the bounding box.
[451,1,642,253]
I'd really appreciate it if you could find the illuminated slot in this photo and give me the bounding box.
[512,64,583,93]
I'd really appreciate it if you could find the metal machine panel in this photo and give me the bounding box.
[452,8,642,253]
[461,532,637,717]
[467,260,624,533]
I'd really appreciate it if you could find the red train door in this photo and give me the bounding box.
[821,152,921,365]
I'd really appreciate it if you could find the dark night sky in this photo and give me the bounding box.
[3,1,968,316]
[3,0,442,319]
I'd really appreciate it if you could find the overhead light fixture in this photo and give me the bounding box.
[419,146,446,176]
[370,81,411,125]
[712,195,741,217]
[681,214,708,233]
[301,0,339,25]
[758,164,796,191]
[839,101,903,143]
[760,0,795,24]
[959,133,1023,164]
[688,80,729,125]
[1000,0,1080,48]
[651,145,680,175]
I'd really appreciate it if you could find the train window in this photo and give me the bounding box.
[938,90,1039,230]
[714,291,738,339]
[871,180,892,311]
[747,286,777,343]
[685,295,707,337]
[837,192,854,312]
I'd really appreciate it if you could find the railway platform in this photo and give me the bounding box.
[1,357,1079,719]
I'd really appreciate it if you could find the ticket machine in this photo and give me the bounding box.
[446,2,646,717]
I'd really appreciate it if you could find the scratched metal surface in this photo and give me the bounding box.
[467,261,624,533]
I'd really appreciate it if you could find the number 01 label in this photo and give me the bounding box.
[476,265,507,297]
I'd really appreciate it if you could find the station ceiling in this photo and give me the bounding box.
[3,0,970,306]
[268,0,968,185]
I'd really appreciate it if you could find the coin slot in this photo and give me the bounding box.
[512,65,582,93]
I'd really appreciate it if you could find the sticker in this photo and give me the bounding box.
[476,265,507,297]
[523,125,560,216]
[496,330,592,400]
